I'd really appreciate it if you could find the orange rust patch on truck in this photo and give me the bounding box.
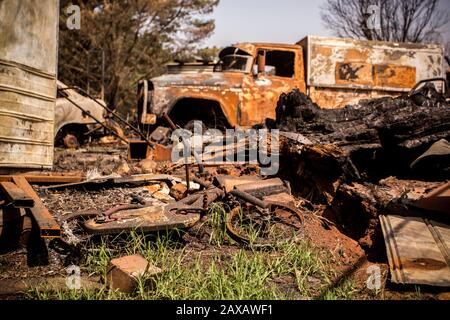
[374,65,416,89]
[344,48,369,61]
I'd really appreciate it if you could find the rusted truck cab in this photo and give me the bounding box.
[138,37,444,129]
[138,43,306,129]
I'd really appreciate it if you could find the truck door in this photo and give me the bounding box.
[240,48,304,127]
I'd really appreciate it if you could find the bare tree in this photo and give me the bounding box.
[321,0,449,43]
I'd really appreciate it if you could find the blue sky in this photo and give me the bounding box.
[202,0,450,47]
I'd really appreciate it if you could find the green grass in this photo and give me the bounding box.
[320,280,358,300]
[25,205,357,300]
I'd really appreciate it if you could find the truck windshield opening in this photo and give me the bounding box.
[219,55,252,73]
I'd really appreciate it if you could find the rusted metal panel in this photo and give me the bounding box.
[380,215,450,287]
[298,36,444,108]
[0,0,59,170]
[147,44,306,128]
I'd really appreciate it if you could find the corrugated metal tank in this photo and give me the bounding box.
[0,0,59,171]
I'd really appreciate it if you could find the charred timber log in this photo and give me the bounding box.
[273,85,450,181]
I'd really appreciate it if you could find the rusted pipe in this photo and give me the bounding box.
[257,51,266,75]
[162,113,205,174]
[104,204,146,220]
[230,189,269,209]
[185,164,191,191]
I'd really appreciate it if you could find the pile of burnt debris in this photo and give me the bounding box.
[271,85,449,287]
[0,85,449,291]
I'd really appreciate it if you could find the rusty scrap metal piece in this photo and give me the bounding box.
[83,204,201,235]
[230,189,269,209]
[0,182,34,208]
[12,176,61,239]
[185,164,191,192]
[154,144,173,162]
[380,215,450,287]
[214,175,261,193]
[234,178,288,199]
[83,186,224,235]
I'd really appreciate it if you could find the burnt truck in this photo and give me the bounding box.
[137,36,445,130]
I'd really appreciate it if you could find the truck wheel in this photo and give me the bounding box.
[63,134,80,149]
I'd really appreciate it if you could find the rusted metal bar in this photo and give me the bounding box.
[192,177,212,190]
[11,176,61,239]
[0,181,34,208]
[163,113,177,130]
[43,174,180,190]
[230,189,269,209]
[163,112,205,175]
[0,175,84,184]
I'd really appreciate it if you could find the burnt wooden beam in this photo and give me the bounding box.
[0,175,83,184]
[12,176,61,239]
[0,181,34,208]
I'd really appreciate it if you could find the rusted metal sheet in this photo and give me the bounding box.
[380,215,450,287]
[54,81,106,135]
[298,36,444,108]
[0,0,59,170]
[12,176,61,238]
[0,181,34,208]
[214,175,261,193]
